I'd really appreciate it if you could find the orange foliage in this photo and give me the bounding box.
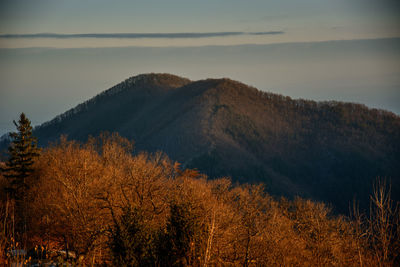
[0,133,398,266]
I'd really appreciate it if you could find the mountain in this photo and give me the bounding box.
[2,73,400,212]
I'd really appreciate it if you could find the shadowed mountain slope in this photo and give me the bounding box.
[3,73,400,212]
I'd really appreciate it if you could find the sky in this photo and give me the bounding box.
[0,0,400,135]
[0,0,399,48]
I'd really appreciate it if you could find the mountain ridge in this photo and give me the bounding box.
[1,73,399,213]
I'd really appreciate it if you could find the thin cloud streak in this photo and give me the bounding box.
[0,31,284,39]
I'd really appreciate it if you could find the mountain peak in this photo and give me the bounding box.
[13,73,399,213]
[191,77,249,88]
[123,73,191,90]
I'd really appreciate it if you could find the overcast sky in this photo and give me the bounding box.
[0,0,399,135]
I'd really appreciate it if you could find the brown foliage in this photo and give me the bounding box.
[0,133,398,266]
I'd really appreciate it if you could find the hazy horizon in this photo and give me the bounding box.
[1,37,399,136]
[1,0,399,135]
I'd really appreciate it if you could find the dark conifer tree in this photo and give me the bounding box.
[2,113,40,198]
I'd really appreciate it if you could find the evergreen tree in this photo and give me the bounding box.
[2,113,40,198]
[110,207,159,266]
[163,201,202,266]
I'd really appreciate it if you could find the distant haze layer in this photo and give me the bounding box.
[0,37,400,135]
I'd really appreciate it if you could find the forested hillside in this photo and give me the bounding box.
[1,73,399,213]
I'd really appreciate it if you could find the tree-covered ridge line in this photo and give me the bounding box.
[1,73,399,214]
[34,73,399,132]
[1,132,399,266]
[35,74,191,131]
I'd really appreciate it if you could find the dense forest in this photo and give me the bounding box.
[3,73,398,214]
[1,133,399,266]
